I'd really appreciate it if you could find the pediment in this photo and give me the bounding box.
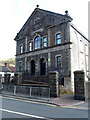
[14,8,72,40]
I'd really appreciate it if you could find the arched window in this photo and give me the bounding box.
[20,44,23,54]
[34,36,40,49]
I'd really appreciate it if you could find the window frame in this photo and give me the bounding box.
[28,41,32,51]
[34,36,41,50]
[55,32,62,45]
[42,36,47,48]
[55,55,62,68]
[20,44,23,54]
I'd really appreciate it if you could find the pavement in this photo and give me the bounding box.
[2,95,88,119]
[29,94,89,110]
[1,93,89,110]
[50,94,85,106]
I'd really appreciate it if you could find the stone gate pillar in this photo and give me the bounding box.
[17,73,23,84]
[13,73,18,85]
[13,73,23,85]
[74,70,85,101]
[4,74,11,84]
[85,81,90,99]
[48,71,59,97]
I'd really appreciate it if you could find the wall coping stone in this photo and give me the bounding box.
[74,70,84,74]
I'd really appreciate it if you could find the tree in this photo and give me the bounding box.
[0,58,15,66]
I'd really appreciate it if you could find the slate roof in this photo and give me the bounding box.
[0,66,11,72]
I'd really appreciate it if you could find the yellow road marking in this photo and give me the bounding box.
[0,95,88,110]
[61,105,88,110]
[0,95,57,107]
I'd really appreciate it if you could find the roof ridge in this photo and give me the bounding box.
[70,23,89,42]
[14,8,73,40]
[36,8,73,19]
[37,8,64,16]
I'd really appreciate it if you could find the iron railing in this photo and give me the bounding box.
[2,84,50,98]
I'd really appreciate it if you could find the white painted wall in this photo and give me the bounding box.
[70,25,89,91]
[88,2,90,80]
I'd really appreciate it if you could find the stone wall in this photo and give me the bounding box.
[64,77,72,91]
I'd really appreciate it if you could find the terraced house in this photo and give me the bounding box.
[14,7,89,92]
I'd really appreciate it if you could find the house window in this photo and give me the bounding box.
[19,61,22,72]
[43,37,47,48]
[29,42,32,51]
[56,56,62,68]
[20,44,23,53]
[56,33,61,44]
[34,36,40,49]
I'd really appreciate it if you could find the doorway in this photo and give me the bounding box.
[40,58,46,75]
[31,60,35,75]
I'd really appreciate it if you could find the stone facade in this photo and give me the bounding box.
[14,7,89,93]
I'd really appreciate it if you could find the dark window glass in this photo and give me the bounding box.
[40,58,46,75]
[31,60,35,75]
[60,77,64,86]
[19,61,22,72]
[57,56,62,68]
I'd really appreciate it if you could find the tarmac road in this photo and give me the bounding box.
[0,95,88,119]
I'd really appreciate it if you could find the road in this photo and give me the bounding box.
[0,95,88,119]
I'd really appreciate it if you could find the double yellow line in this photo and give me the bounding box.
[0,95,57,107]
[0,95,88,110]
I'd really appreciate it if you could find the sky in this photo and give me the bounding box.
[0,0,89,60]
